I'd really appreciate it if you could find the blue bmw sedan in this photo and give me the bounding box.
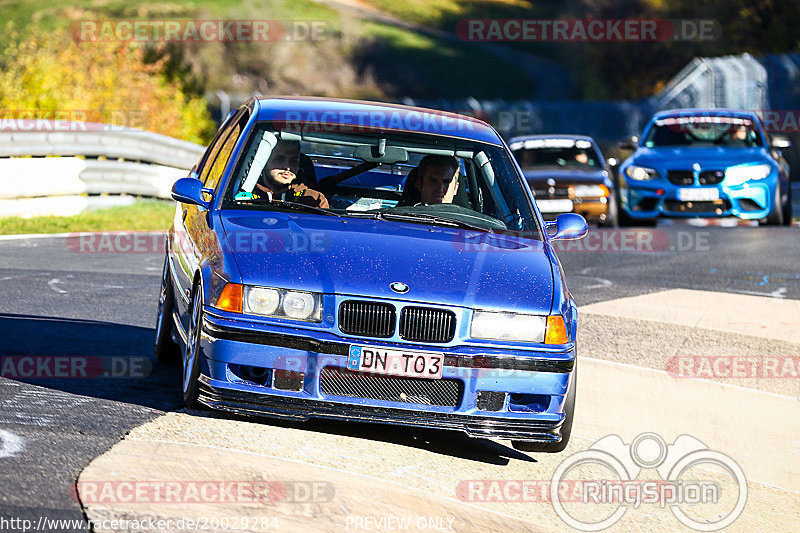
[618,109,793,225]
[154,97,587,452]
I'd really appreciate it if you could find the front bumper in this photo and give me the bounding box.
[198,377,564,441]
[537,197,609,222]
[572,198,610,222]
[197,310,575,442]
[622,181,773,219]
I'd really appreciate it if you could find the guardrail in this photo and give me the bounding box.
[0,123,204,206]
[0,126,204,169]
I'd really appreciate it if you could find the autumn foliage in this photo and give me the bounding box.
[0,27,215,144]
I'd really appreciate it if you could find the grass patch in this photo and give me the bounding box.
[356,20,535,99]
[0,199,175,235]
[360,0,533,28]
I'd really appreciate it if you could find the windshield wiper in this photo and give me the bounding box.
[374,211,493,233]
[236,199,340,217]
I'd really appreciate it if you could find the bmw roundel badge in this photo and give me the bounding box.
[390,282,409,294]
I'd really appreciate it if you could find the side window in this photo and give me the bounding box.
[195,113,238,179]
[197,107,247,185]
[204,122,243,191]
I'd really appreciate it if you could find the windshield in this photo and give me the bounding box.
[643,116,764,147]
[509,138,601,171]
[222,122,542,238]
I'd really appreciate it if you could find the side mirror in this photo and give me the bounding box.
[171,177,210,208]
[547,213,588,241]
[770,135,791,149]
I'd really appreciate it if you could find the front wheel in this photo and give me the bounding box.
[764,182,785,226]
[782,181,793,225]
[182,281,204,408]
[154,255,180,365]
[513,364,577,453]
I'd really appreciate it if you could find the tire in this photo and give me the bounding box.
[512,364,577,453]
[782,181,793,225]
[615,188,646,227]
[182,281,204,408]
[599,194,619,228]
[154,255,181,365]
[764,182,785,226]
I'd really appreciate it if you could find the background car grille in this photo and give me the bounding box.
[532,187,571,199]
[339,301,396,338]
[667,170,694,185]
[698,170,725,185]
[399,307,456,343]
[663,199,731,213]
[320,367,461,407]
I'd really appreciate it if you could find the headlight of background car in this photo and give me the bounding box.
[724,163,772,186]
[471,311,546,342]
[624,165,658,181]
[244,286,322,322]
[571,184,610,198]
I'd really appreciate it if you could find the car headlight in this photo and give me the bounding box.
[572,184,609,198]
[243,286,322,322]
[724,164,772,186]
[471,311,546,342]
[624,165,658,181]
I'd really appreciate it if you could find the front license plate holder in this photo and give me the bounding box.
[536,199,574,213]
[347,345,444,379]
[677,188,719,201]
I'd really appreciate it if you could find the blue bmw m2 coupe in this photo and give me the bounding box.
[618,109,792,225]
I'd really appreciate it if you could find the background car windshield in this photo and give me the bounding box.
[223,122,542,237]
[643,117,764,147]
[510,139,600,171]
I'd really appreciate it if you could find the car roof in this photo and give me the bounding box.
[653,108,760,120]
[253,96,503,145]
[508,134,597,144]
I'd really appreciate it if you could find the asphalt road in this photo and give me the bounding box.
[0,224,798,531]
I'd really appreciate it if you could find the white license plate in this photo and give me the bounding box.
[537,199,574,213]
[347,345,444,379]
[677,188,719,201]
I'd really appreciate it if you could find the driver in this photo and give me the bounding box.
[731,125,750,145]
[253,140,329,208]
[415,155,459,205]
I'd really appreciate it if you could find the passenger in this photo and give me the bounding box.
[253,140,329,208]
[415,155,459,205]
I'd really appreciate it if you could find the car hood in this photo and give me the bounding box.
[629,147,771,169]
[220,211,555,314]
[523,168,606,185]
